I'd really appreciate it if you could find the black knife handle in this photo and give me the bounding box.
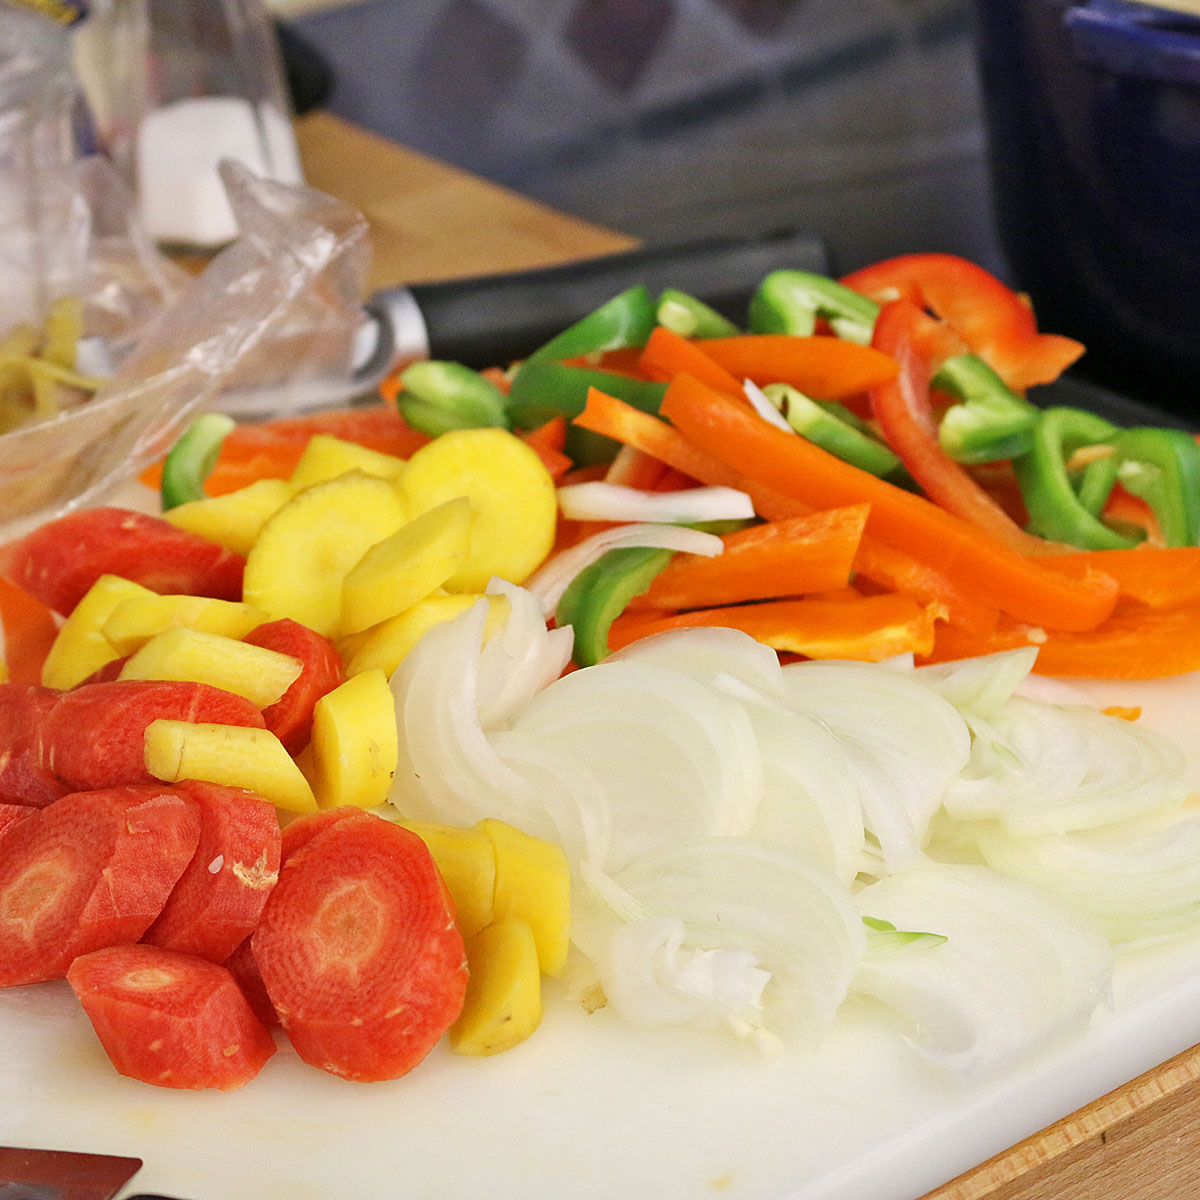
[402,227,830,369]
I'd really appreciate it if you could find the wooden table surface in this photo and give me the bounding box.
[293,110,1200,1200]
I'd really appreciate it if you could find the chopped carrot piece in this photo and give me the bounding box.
[0,785,201,986]
[252,812,468,1082]
[0,684,65,807]
[142,780,281,963]
[68,943,276,1090]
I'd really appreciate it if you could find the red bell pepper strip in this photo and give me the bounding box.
[840,253,1084,390]
[658,373,1118,632]
[868,299,1056,557]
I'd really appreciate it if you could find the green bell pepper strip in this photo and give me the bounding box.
[556,545,676,667]
[528,284,658,362]
[655,288,740,339]
[1111,427,1200,548]
[506,360,667,466]
[762,382,913,486]
[933,353,1040,464]
[747,269,880,345]
[397,360,509,437]
[1012,407,1142,550]
[160,412,237,510]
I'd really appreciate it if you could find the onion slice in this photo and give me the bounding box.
[556,481,754,524]
[526,523,724,616]
[852,862,1111,1075]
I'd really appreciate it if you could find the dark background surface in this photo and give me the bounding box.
[285,0,1004,279]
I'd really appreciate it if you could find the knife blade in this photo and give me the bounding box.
[0,1146,143,1200]
[219,227,829,418]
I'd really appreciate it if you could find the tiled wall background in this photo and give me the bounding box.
[291,0,1002,274]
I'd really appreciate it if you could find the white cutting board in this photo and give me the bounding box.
[5,671,1200,1200]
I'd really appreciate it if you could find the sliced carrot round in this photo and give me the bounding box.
[223,935,279,1028]
[243,620,344,755]
[0,683,67,807]
[67,943,276,1090]
[0,785,200,986]
[0,508,245,616]
[142,781,281,963]
[253,812,467,1082]
[41,679,266,793]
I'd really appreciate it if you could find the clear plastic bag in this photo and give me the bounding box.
[0,161,371,541]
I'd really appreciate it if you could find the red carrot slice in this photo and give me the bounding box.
[0,785,200,986]
[279,806,369,863]
[252,813,467,1082]
[40,679,265,793]
[242,620,344,755]
[67,943,276,1090]
[0,684,67,807]
[0,508,245,616]
[224,935,279,1028]
[142,781,281,963]
[0,802,32,842]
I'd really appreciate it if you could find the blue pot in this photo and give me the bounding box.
[972,0,1200,416]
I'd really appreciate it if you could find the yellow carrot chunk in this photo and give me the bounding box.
[144,719,318,814]
[307,669,398,809]
[41,574,155,690]
[450,915,543,1056]
[164,478,292,555]
[287,433,407,492]
[102,594,269,655]
[399,818,497,939]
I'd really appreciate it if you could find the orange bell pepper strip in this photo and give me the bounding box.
[637,326,744,394]
[0,576,59,684]
[574,387,1000,634]
[1038,546,1200,609]
[692,334,900,400]
[609,592,940,662]
[627,507,868,611]
[921,601,1200,679]
[658,373,1118,632]
[869,299,1058,557]
[840,253,1084,390]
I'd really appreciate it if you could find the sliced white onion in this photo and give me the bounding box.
[852,862,1112,1075]
[525,523,724,617]
[944,695,1189,836]
[609,624,786,698]
[583,839,863,1044]
[915,646,1039,721]
[780,660,972,874]
[510,659,762,871]
[743,378,794,432]
[969,808,1200,944]
[475,578,573,730]
[556,481,754,524]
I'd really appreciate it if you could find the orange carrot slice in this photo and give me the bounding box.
[628,507,867,610]
[0,784,201,986]
[253,812,468,1082]
[41,679,266,793]
[68,943,276,1090]
[0,508,245,616]
[142,780,281,963]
